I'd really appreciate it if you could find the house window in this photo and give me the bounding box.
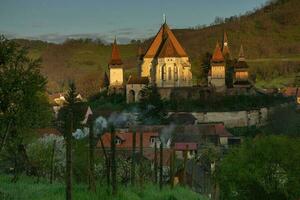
[168,67,172,80]
[150,136,158,144]
[115,138,122,145]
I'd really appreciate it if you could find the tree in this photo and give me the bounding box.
[201,52,212,83]
[103,72,110,91]
[218,136,300,200]
[138,85,167,125]
[57,82,83,200]
[266,105,300,136]
[0,36,51,180]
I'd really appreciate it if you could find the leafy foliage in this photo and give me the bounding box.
[138,85,167,125]
[0,36,52,177]
[218,136,300,200]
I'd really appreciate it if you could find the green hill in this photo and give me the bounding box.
[12,0,300,95]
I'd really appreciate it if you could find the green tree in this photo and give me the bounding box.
[0,36,51,180]
[201,52,212,83]
[138,85,167,125]
[56,82,84,200]
[218,136,300,200]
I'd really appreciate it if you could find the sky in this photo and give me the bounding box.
[0,0,268,43]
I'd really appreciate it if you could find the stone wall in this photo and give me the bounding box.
[189,107,269,128]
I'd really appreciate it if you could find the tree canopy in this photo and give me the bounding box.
[138,84,167,125]
[218,136,300,200]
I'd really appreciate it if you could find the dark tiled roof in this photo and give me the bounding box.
[127,76,149,84]
[167,113,197,125]
[235,60,249,69]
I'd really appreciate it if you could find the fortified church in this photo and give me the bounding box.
[105,20,252,103]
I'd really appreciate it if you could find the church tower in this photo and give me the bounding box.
[108,37,124,90]
[140,21,192,88]
[233,44,250,88]
[222,31,230,59]
[210,42,226,92]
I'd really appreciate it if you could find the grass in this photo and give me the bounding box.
[0,175,206,200]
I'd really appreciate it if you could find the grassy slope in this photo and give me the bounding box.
[0,175,205,200]
[13,0,300,92]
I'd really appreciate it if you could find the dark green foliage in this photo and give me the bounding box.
[218,136,300,200]
[89,90,126,112]
[200,52,212,83]
[0,36,51,178]
[138,85,167,125]
[266,105,300,136]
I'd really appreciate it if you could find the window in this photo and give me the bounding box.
[115,138,122,145]
[161,65,166,81]
[150,136,158,144]
[174,64,178,81]
[168,67,172,80]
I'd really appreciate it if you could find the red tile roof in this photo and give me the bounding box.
[174,143,197,151]
[212,42,224,63]
[144,23,188,58]
[109,38,123,66]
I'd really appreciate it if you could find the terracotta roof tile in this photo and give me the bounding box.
[109,38,123,65]
[144,23,187,58]
[212,42,224,63]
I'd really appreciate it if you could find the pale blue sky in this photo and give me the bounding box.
[0,0,268,43]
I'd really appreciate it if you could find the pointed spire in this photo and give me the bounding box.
[238,44,245,61]
[222,31,230,57]
[212,42,224,63]
[163,14,166,24]
[109,37,123,65]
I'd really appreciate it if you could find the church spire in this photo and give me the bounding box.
[238,44,245,62]
[109,37,123,65]
[222,31,230,57]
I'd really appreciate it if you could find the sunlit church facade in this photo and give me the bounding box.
[105,20,251,103]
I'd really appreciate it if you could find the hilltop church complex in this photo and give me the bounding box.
[105,21,252,103]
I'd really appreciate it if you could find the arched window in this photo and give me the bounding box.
[174,64,178,81]
[161,65,166,81]
[168,67,172,80]
[128,90,135,103]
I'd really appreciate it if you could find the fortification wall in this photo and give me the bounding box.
[188,107,269,128]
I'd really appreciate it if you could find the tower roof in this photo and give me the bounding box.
[144,23,188,58]
[238,44,245,62]
[222,31,230,57]
[235,44,249,69]
[212,42,224,63]
[109,38,123,65]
